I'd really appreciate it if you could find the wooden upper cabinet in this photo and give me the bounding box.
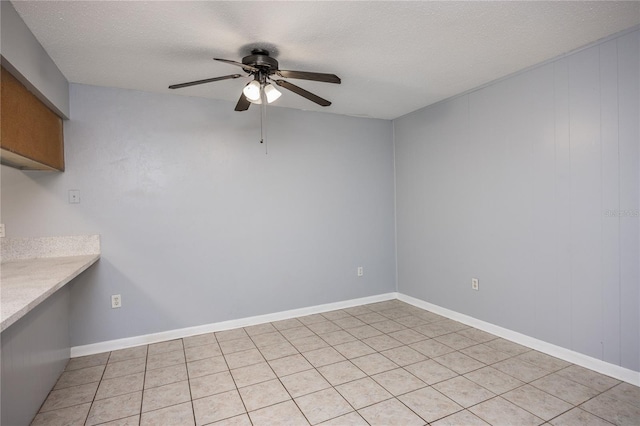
[1,66,65,171]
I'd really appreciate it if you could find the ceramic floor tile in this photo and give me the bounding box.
[514,351,571,372]
[580,393,640,426]
[434,333,478,350]
[381,346,428,367]
[219,337,257,354]
[187,355,228,378]
[183,332,217,349]
[502,384,573,421]
[95,372,144,400]
[393,315,429,328]
[100,414,140,425]
[145,363,188,389]
[412,323,452,338]
[211,413,252,425]
[271,318,304,331]
[335,377,393,409]
[332,316,366,330]
[269,353,314,377]
[215,328,249,342]
[258,341,299,361]
[346,325,384,339]
[290,335,330,352]
[281,368,332,398]
[530,373,600,405]
[238,378,291,411]
[387,329,429,345]
[319,330,358,346]
[432,376,496,408]
[342,305,373,316]
[86,391,142,426]
[142,380,191,413]
[65,353,110,371]
[307,321,342,335]
[410,339,456,358]
[370,368,427,396]
[109,346,148,363]
[321,309,352,321]
[148,339,183,356]
[248,400,310,426]
[456,328,498,344]
[601,382,640,408]
[362,334,403,352]
[433,351,485,374]
[31,402,92,426]
[317,360,366,386]
[146,349,186,370]
[556,365,621,392]
[224,348,265,369]
[192,389,246,426]
[371,319,406,334]
[303,346,347,367]
[333,340,376,359]
[358,398,426,426]
[140,402,194,426]
[399,386,463,423]
[299,313,329,325]
[319,411,368,425]
[54,365,105,390]
[244,322,277,336]
[464,366,525,394]
[185,343,223,362]
[549,407,614,426]
[484,338,531,356]
[356,312,388,324]
[433,319,468,333]
[230,361,276,388]
[102,357,146,380]
[39,382,99,412]
[250,331,288,348]
[430,409,490,426]
[280,325,316,340]
[404,359,458,385]
[190,370,236,400]
[351,353,399,375]
[460,343,512,364]
[469,397,544,426]
[295,388,353,425]
[492,357,551,382]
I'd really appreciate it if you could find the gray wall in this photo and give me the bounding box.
[0,84,396,346]
[0,0,69,118]
[395,30,639,372]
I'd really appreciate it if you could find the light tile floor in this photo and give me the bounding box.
[31,300,640,425]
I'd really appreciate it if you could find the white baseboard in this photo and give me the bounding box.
[397,293,640,387]
[70,292,398,358]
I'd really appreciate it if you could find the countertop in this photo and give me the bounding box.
[1,235,100,332]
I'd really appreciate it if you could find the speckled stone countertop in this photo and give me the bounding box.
[1,235,100,332]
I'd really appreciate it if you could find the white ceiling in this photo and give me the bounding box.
[11,1,640,120]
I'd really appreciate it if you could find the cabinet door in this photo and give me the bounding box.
[1,66,64,171]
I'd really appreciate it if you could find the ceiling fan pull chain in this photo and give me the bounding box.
[260,87,268,155]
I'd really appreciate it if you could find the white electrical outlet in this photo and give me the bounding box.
[471,278,479,291]
[357,266,364,277]
[68,190,80,204]
[111,294,122,309]
[0,224,5,238]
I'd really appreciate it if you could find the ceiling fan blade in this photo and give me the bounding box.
[214,58,259,73]
[273,80,331,107]
[234,93,251,111]
[168,74,242,89]
[277,70,341,84]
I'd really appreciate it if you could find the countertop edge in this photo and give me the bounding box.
[1,254,100,332]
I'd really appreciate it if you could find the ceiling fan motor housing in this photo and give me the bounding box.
[243,49,278,75]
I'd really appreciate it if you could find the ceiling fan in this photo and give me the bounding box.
[169,49,341,111]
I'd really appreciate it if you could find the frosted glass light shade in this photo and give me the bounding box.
[264,84,281,103]
[243,81,261,102]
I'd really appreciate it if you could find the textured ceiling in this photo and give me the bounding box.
[11,1,640,120]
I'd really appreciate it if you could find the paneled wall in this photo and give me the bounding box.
[395,30,639,371]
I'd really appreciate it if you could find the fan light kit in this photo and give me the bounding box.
[169,48,341,148]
